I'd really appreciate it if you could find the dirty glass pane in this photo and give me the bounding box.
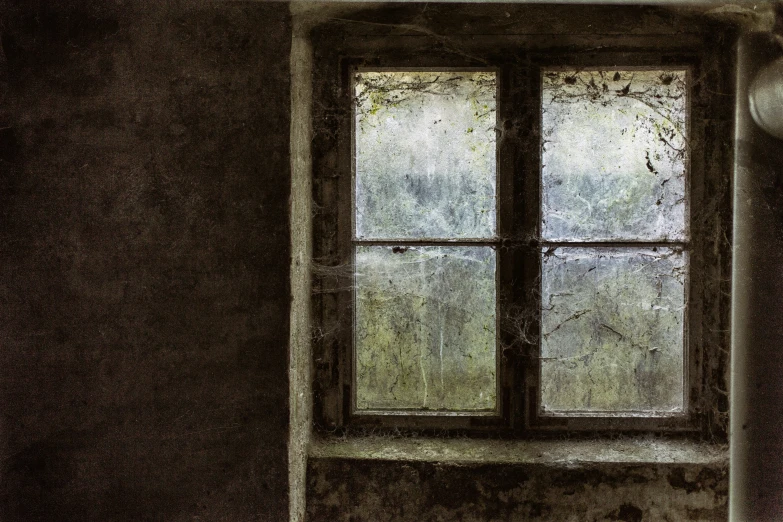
[355,245,496,411]
[542,69,688,241]
[540,247,686,414]
[355,71,496,240]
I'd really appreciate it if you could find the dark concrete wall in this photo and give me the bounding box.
[0,1,291,520]
[307,458,728,521]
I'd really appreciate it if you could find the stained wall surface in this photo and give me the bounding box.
[308,457,728,522]
[0,1,291,520]
[0,1,747,521]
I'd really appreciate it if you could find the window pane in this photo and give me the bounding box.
[355,245,496,411]
[542,69,687,241]
[355,71,497,240]
[540,247,686,414]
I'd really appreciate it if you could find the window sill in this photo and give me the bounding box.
[309,436,727,467]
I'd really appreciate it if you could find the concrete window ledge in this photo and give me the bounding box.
[307,437,729,520]
[309,436,727,467]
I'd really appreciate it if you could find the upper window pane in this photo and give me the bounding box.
[354,71,497,240]
[541,69,688,242]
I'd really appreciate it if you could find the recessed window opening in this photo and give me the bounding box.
[310,25,730,436]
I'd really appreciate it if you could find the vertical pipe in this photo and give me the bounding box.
[731,32,783,522]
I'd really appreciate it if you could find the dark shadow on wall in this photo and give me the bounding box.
[0,1,292,520]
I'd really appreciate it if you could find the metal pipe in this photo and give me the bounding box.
[749,56,783,140]
[731,32,783,522]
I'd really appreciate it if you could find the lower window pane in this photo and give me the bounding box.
[540,247,687,414]
[355,245,496,412]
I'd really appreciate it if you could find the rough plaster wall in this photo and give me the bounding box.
[307,458,728,522]
[0,1,291,520]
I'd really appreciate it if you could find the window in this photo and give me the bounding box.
[311,16,731,437]
[353,70,500,415]
[538,69,689,416]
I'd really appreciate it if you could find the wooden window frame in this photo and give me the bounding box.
[310,14,733,439]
